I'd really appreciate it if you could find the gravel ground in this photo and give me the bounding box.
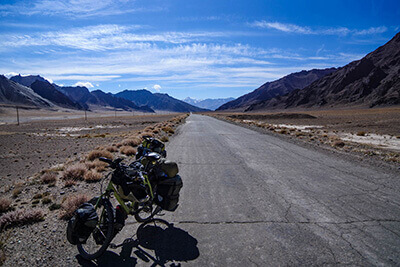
[0,113,187,266]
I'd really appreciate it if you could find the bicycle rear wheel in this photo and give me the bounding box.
[77,198,114,260]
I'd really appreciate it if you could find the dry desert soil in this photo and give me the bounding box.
[0,111,187,266]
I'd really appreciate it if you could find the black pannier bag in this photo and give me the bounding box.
[155,175,183,211]
[67,203,98,245]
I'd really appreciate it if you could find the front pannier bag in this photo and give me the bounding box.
[67,203,99,245]
[155,175,183,211]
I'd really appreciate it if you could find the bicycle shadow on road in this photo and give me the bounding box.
[77,219,200,266]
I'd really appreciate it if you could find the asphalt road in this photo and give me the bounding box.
[109,114,400,266]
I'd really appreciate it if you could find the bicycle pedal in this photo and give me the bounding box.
[109,243,117,249]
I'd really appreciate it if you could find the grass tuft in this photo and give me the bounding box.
[0,208,44,230]
[62,163,87,181]
[333,141,345,148]
[87,150,113,161]
[60,194,89,220]
[41,172,57,185]
[160,136,169,142]
[121,137,141,147]
[120,146,137,156]
[84,170,102,183]
[0,199,12,213]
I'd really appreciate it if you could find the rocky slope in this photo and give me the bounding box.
[116,89,208,112]
[217,68,336,111]
[247,32,400,111]
[30,80,84,110]
[0,75,53,107]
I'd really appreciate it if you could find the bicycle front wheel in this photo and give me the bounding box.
[77,198,114,260]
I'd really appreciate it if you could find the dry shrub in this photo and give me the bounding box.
[160,136,169,142]
[162,126,175,134]
[62,163,87,181]
[60,194,89,220]
[87,150,113,161]
[356,131,366,136]
[120,146,137,156]
[121,137,141,147]
[41,172,57,185]
[105,145,118,152]
[144,126,154,132]
[279,129,288,134]
[64,180,77,187]
[0,208,44,230]
[333,141,345,148]
[85,159,108,170]
[0,199,11,213]
[12,188,22,198]
[152,128,160,134]
[84,170,102,183]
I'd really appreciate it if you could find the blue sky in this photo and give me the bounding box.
[0,0,399,100]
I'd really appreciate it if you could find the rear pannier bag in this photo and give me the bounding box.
[67,203,98,245]
[155,175,183,211]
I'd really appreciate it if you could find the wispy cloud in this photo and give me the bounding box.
[0,25,231,51]
[249,20,388,36]
[251,21,313,34]
[353,26,388,35]
[0,0,159,18]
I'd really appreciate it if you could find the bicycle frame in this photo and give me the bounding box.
[94,173,155,216]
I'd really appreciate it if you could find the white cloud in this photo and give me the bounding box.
[0,25,230,51]
[249,21,387,36]
[152,84,161,92]
[4,72,19,78]
[74,81,94,88]
[0,0,159,18]
[353,26,387,35]
[44,76,53,83]
[250,21,312,34]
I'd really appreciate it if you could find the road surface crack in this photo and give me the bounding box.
[176,219,400,225]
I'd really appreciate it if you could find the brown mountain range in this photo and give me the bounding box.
[246,32,400,111]
[217,68,337,111]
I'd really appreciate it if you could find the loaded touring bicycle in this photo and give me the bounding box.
[66,137,183,260]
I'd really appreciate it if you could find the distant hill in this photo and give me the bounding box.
[183,97,235,110]
[217,68,336,111]
[57,86,154,112]
[9,75,154,112]
[90,90,154,112]
[10,75,48,87]
[115,89,208,112]
[247,31,400,111]
[0,75,53,107]
[30,80,84,110]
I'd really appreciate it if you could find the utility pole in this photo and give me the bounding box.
[16,106,19,125]
[84,110,87,121]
